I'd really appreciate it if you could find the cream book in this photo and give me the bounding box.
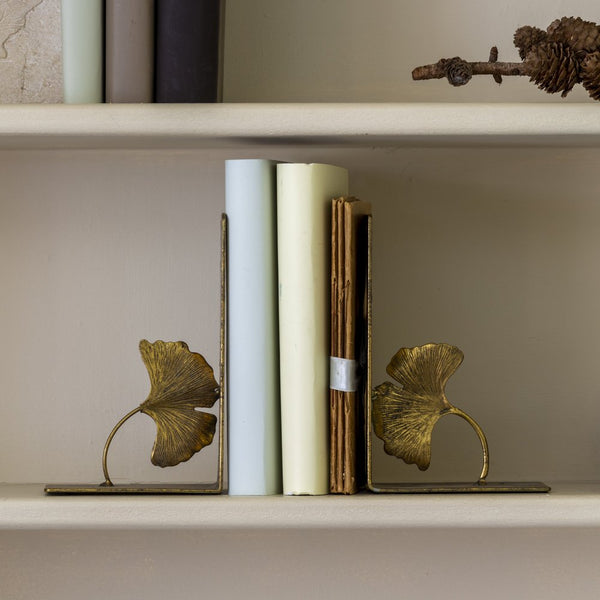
[277,163,349,495]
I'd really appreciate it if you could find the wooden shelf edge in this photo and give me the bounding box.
[1,483,599,531]
[0,103,599,149]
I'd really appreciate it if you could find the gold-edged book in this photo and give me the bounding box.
[330,197,371,494]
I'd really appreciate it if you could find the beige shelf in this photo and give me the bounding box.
[2,483,599,531]
[0,103,600,149]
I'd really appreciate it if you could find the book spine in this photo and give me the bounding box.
[226,160,282,495]
[61,0,104,103]
[277,163,349,495]
[330,198,370,493]
[155,0,224,102]
[330,198,356,494]
[105,0,155,103]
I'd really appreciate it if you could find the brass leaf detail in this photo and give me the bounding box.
[372,343,463,470]
[139,340,219,468]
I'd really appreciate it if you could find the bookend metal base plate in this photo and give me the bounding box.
[368,481,551,493]
[44,483,222,495]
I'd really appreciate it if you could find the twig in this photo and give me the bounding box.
[412,47,529,87]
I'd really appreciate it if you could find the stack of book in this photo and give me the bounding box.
[226,160,371,495]
[61,0,225,103]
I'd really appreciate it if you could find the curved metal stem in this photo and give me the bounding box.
[448,406,489,484]
[101,407,141,486]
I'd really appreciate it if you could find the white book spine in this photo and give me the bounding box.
[277,163,349,495]
[226,159,282,495]
[61,0,103,103]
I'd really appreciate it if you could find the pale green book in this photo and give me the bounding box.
[61,0,103,103]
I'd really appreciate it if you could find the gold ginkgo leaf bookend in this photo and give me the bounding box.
[103,339,219,479]
[91,339,222,492]
[45,215,228,495]
[367,343,550,493]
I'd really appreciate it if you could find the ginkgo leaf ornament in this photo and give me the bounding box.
[372,343,489,484]
[139,339,219,467]
[101,340,219,486]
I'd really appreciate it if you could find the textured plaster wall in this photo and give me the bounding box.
[0,0,62,103]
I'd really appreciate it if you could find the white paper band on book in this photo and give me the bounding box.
[329,357,359,392]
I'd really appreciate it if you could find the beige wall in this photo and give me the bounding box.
[2,138,600,486]
[223,0,600,102]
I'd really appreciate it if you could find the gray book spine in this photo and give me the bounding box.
[106,0,155,103]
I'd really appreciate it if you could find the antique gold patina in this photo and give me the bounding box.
[101,339,219,485]
[367,342,549,493]
[372,343,489,484]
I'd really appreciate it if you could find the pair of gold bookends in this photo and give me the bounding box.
[45,215,549,495]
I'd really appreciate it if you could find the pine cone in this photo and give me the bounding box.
[581,51,600,100]
[525,41,581,97]
[546,16,600,54]
[439,57,472,86]
[514,26,547,60]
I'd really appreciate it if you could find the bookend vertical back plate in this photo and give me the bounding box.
[44,215,228,495]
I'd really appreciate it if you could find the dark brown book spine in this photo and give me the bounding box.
[155,0,224,102]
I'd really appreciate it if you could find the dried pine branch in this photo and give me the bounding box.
[412,17,600,101]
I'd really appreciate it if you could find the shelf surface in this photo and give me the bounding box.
[0,103,600,149]
[2,483,599,531]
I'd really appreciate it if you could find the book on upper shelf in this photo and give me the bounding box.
[277,163,349,496]
[61,0,103,103]
[330,197,371,494]
[155,0,225,102]
[225,159,282,496]
[105,0,155,103]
